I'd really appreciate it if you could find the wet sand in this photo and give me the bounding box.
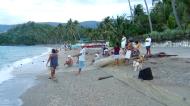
[21,48,190,106]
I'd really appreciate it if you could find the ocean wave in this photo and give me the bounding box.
[0,47,51,85]
[0,66,14,85]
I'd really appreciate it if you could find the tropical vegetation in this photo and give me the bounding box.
[0,0,190,45]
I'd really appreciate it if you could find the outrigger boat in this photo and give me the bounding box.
[72,40,107,48]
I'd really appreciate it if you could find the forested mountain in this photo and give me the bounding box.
[41,21,99,28]
[0,20,99,45]
[0,22,54,45]
[0,0,190,45]
[0,25,15,33]
[39,22,61,27]
[80,21,99,28]
[0,21,99,33]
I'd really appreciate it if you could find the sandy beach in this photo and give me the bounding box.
[20,48,190,106]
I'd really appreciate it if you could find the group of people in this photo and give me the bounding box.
[63,42,72,51]
[46,35,152,79]
[46,45,86,79]
[106,35,152,66]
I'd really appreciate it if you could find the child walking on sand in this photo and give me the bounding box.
[125,41,132,64]
[46,49,58,79]
[113,42,120,65]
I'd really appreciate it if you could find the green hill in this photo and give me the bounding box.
[0,22,54,45]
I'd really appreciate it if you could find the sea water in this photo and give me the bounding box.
[0,46,51,106]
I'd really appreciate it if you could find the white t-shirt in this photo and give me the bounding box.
[121,37,126,48]
[79,48,85,61]
[125,50,131,59]
[145,37,151,47]
[95,54,100,60]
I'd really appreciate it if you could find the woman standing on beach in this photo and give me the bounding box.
[145,35,152,56]
[46,49,58,79]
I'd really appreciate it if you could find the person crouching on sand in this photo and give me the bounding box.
[91,53,100,64]
[46,49,58,79]
[64,55,73,67]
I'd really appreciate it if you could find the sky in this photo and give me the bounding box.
[0,0,153,25]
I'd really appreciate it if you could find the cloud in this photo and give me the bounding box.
[0,0,153,24]
[0,10,25,24]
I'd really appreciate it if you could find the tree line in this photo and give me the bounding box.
[0,0,190,45]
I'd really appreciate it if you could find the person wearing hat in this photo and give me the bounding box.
[64,55,73,67]
[91,53,100,64]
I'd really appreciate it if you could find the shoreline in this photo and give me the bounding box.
[0,46,50,85]
[12,50,49,106]
[20,48,190,106]
[0,46,51,106]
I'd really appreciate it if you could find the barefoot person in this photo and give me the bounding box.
[145,35,152,56]
[73,46,86,75]
[113,42,120,66]
[46,49,58,79]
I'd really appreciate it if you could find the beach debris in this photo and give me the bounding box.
[146,52,178,58]
[49,77,58,82]
[53,79,58,83]
[94,56,113,67]
[183,97,186,101]
[98,75,113,80]
[150,62,157,64]
[185,61,190,63]
[138,67,153,80]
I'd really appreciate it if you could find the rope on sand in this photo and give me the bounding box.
[98,75,113,80]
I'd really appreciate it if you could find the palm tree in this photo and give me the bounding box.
[73,20,80,40]
[65,19,77,42]
[128,0,134,23]
[144,0,153,32]
[171,0,181,28]
[114,16,126,36]
[101,17,115,40]
[57,24,65,43]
